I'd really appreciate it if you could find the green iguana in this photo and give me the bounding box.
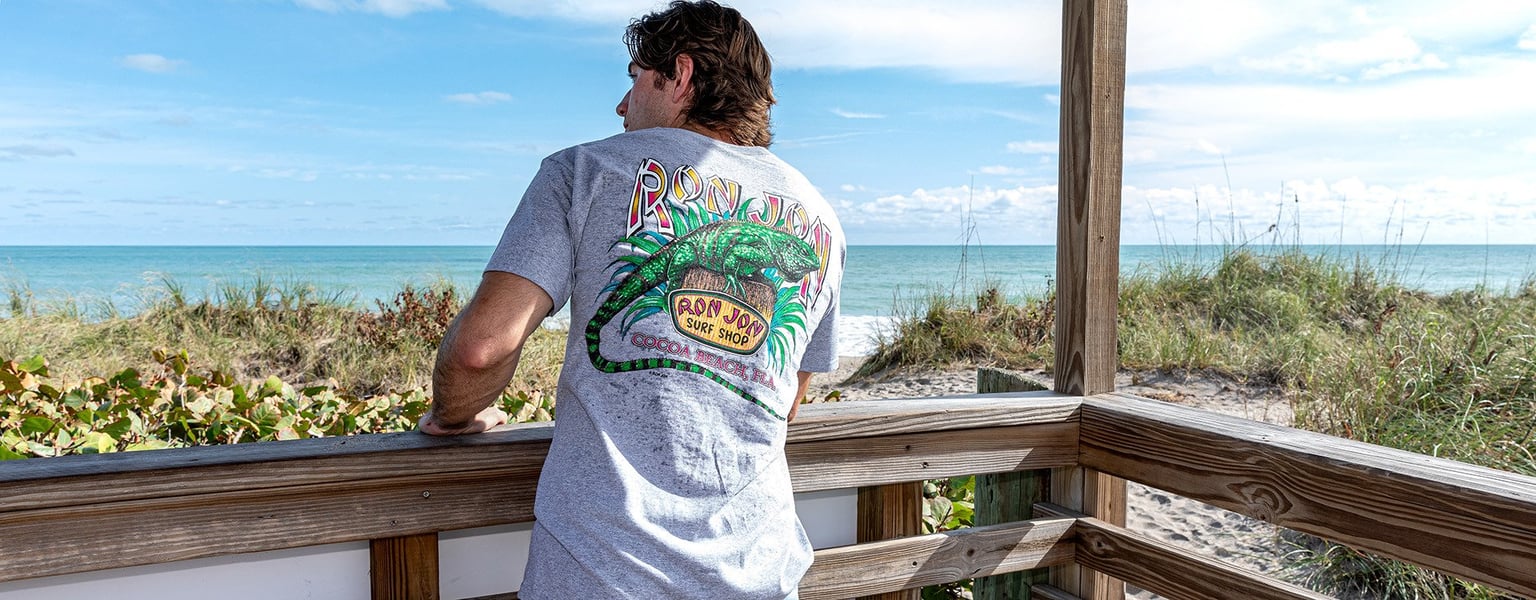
[586,219,820,420]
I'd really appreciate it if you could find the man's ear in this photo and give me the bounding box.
[670,53,695,104]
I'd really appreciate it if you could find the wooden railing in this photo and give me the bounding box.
[3,391,1534,600]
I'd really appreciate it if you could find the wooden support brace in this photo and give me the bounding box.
[371,533,440,600]
[974,367,1052,600]
[856,482,925,600]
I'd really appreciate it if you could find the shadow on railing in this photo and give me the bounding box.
[2,387,1533,600]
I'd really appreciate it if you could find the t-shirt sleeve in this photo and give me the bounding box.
[485,158,574,316]
[799,295,839,373]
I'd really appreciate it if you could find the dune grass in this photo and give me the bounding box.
[1,277,564,399]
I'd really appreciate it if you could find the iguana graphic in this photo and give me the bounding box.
[586,219,820,420]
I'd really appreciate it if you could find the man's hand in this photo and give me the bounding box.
[418,405,509,436]
[428,271,552,435]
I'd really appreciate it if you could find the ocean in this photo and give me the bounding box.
[4,245,1535,355]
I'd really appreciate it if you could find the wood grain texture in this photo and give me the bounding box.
[1053,0,1127,398]
[371,533,439,600]
[856,483,924,600]
[0,397,1081,584]
[800,518,1077,600]
[1028,583,1083,600]
[1046,467,1126,600]
[1082,393,1536,598]
[1071,516,1329,600]
[788,423,1079,493]
[788,394,1078,443]
[974,367,1052,600]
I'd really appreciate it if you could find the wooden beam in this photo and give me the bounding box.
[1046,467,1125,600]
[856,483,925,600]
[787,393,1078,443]
[789,423,1078,493]
[1061,512,1329,600]
[800,517,1077,600]
[0,397,1081,583]
[1053,0,1126,397]
[1052,0,1128,595]
[1081,393,1536,599]
[371,533,440,600]
[974,367,1052,600]
[1028,584,1082,600]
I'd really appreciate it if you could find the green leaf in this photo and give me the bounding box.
[17,355,48,376]
[261,376,285,396]
[0,446,26,460]
[126,439,172,451]
[62,389,91,409]
[100,417,133,438]
[0,369,23,394]
[79,432,117,454]
[19,416,54,436]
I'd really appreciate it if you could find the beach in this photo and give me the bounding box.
[810,356,1303,598]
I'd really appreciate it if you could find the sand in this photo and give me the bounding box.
[807,357,1307,598]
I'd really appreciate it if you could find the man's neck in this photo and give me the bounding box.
[681,122,739,146]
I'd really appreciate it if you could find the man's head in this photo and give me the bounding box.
[619,1,775,147]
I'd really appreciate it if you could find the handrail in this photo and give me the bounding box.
[1081,393,1536,598]
[4,391,1536,599]
[0,393,1079,584]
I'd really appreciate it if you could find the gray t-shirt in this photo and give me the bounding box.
[487,127,845,599]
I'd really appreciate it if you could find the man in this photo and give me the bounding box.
[420,2,845,598]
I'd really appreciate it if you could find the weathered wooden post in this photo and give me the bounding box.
[1049,0,1129,599]
[974,370,1050,600]
[371,533,440,600]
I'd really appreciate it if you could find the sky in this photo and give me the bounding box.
[3,0,1536,246]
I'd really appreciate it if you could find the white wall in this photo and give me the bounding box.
[0,489,858,600]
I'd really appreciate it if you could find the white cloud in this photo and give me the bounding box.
[1361,52,1447,80]
[849,175,1536,244]
[1520,24,1536,50]
[118,54,185,74]
[444,91,513,105]
[977,165,1032,176]
[1007,141,1057,155]
[839,184,866,192]
[0,144,75,160]
[1239,28,1429,80]
[831,108,884,119]
[294,0,448,17]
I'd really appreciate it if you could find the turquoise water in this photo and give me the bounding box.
[3,245,1535,318]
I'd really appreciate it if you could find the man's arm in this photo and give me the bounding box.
[789,370,814,422]
[422,271,554,436]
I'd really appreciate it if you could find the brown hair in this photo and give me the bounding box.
[625,1,775,147]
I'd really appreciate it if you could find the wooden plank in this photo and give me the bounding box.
[0,397,1079,512]
[975,367,1052,600]
[0,399,1080,583]
[800,517,1078,600]
[856,483,924,600]
[371,533,439,600]
[1053,0,1127,398]
[789,423,1079,493]
[0,466,540,583]
[1081,393,1536,598]
[0,424,556,512]
[1047,467,1125,600]
[788,393,1078,443]
[1052,0,1129,593]
[1071,516,1329,600]
[1028,584,1082,600]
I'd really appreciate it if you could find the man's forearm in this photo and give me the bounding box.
[429,319,523,427]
